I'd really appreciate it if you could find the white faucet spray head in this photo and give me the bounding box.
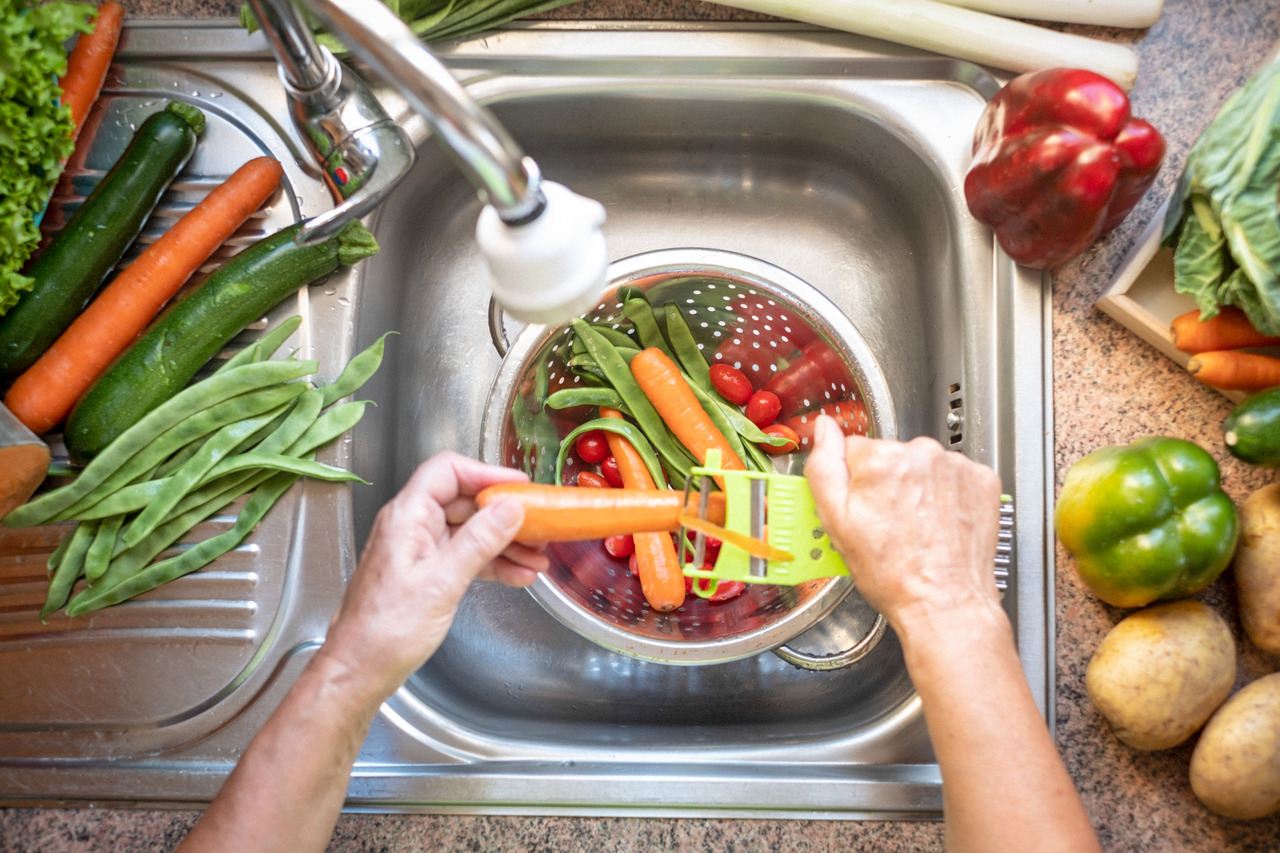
[476,181,609,325]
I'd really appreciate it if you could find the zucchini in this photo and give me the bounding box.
[1224,387,1280,467]
[63,221,379,463]
[0,102,205,377]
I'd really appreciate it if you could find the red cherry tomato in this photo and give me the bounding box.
[600,455,624,487]
[693,576,747,602]
[628,553,639,577]
[575,429,609,464]
[760,423,800,454]
[745,390,782,427]
[576,470,611,488]
[709,363,753,405]
[684,533,722,565]
[604,534,635,558]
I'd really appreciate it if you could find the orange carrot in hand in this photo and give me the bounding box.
[629,347,747,483]
[1171,306,1280,354]
[476,483,726,543]
[59,1,124,142]
[4,156,284,434]
[602,406,685,611]
[1187,350,1280,392]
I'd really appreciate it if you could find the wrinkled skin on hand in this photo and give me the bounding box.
[318,452,549,700]
[804,417,1004,630]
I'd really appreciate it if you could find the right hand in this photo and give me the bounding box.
[804,415,1004,632]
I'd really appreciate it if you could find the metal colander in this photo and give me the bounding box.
[480,248,896,666]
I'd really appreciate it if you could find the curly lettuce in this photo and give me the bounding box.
[0,0,94,316]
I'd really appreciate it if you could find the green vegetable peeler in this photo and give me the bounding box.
[679,450,850,598]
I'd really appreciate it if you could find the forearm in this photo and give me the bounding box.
[896,599,1100,853]
[177,650,387,853]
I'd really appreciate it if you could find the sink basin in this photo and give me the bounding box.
[0,22,1052,818]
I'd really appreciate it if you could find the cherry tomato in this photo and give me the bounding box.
[684,533,722,565]
[709,363,753,405]
[693,576,747,602]
[576,470,611,488]
[604,534,635,558]
[600,455,624,487]
[760,423,800,454]
[745,390,782,427]
[627,553,639,577]
[575,429,609,464]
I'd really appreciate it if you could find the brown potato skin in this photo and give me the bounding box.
[1234,484,1280,655]
[1190,672,1280,820]
[1086,600,1236,751]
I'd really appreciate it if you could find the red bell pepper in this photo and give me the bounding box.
[963,67,1165,270]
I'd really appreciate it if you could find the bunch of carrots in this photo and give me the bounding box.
[3,3,285,436]
[1172,307,1280,393]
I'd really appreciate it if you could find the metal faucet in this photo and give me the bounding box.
[247,0,607,323]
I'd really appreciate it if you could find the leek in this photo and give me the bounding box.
[938,0,1162,29]
[709,0,1140,90]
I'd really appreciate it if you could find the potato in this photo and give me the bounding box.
[1190,672,1280,819]
[1086,600,1236,750]
[1234,483,1280,655]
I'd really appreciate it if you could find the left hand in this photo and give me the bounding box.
[317,452,549,701]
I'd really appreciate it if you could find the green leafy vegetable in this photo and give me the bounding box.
[1164,62,1280,334]
[1,0,95,315]
[240,0,585,48]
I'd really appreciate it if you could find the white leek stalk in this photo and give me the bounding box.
[710,0,1140,90]
[939,0,1163,29]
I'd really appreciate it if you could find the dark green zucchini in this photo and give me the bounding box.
[63,220,379,463]
[0,102,205,377]
[1224,387,1280,467]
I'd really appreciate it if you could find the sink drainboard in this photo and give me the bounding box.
[0,22,1051,819]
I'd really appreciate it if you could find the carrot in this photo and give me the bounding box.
[1187,350,1280,392]
[0,404,50,520]
[59,1,125,142]
[476,483,726,543]
[629,347,747,484]
[1171,306,1280,354]
[602,406,684,611]
[4,156,284,434]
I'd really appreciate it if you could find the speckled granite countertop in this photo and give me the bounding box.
[4,1,1280,850]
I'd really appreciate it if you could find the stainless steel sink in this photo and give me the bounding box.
[0,21,1052,818]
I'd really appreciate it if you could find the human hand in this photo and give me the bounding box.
[804,416,1004,634]
[318,452,549,701]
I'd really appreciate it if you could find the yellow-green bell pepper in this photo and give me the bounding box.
[1055,436,1238,608]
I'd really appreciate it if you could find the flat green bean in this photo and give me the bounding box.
[286,400,370,457]
[218,315,303,373]
[572,320,696,479]
[622,299,674,359]
[84,514,124,582]
[6,360,317,528]
[41,522,95,620]
[545,387,629,413]
[663,302,712,393]
[321,331,393,407]
[197,450,367,486]
[257,387,324,454]
[49,383,309,523]
[67,472,299,617]
[123,401,296,548]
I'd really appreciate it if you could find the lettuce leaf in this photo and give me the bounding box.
[0,0,94,316]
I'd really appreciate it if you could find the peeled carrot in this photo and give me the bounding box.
[629,347,747,483]
[59,1,124,142]
[1187,350,1280,392]
[4,156,285,434]
[602,407,684,611]
[476,483,726,543]
[1171,307,1280,354]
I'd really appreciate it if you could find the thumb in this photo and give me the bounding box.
[804,416,851,508]
[439,497,525,584]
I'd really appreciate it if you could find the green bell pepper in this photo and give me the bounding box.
[1055,436,1239,608]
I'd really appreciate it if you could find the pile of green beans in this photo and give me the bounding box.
[546,296,787,487]
[2,316,392,619]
